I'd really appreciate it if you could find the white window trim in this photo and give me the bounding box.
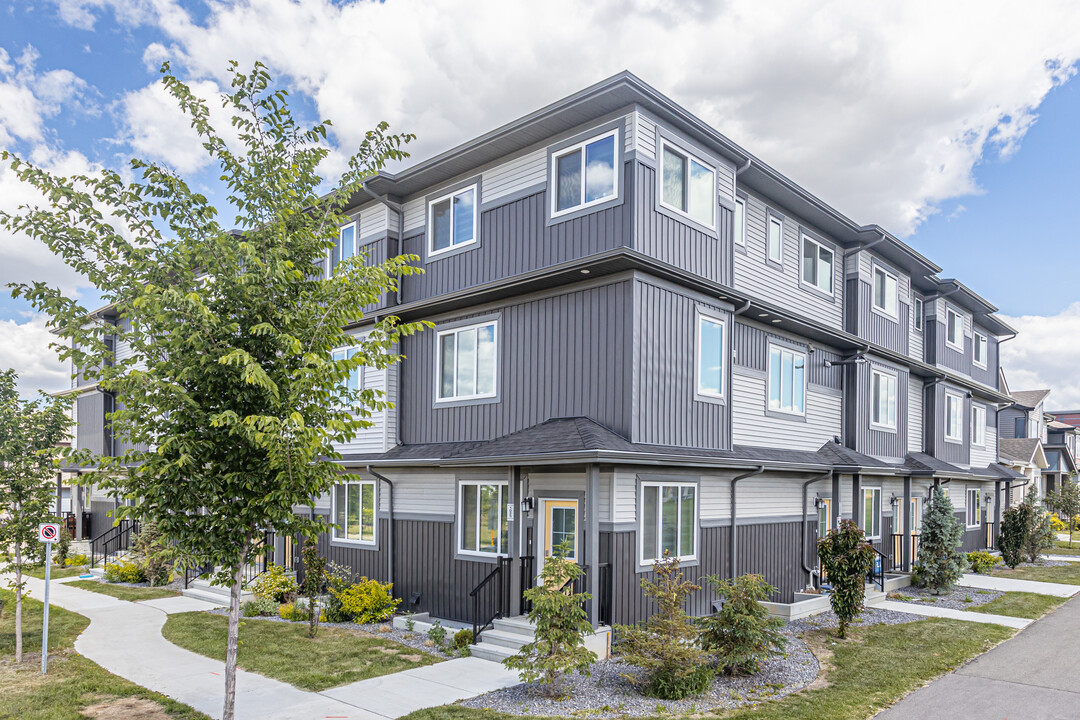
[945,391,964,443]
[326,221,358,278]
[434,320,499,404]
[766,212,784,265]
[945,305,964,351]
[913,296,924,332]
[638,481,699,566]
[863,487,882,540]
[427,184,479,258]
[767,342,807,417]
[658,138,717,229]
[734,196,747,247]
[871,264,899,320]
[456,480,509,558]
[331,342,365,411]
[331,479,378,546]
[549,129,620,220]
[870,367,899,432]
[800,233,835,297]
[966,488,982,529]
[694,310,725,400]
[972,403,987,448]
[973,331,988,369]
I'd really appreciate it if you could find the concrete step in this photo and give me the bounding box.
[469,641,517,663]
[492,615,536,636]
[883,573,912,592]
[478,628,533,650]
[865,588,887,607]
[180,587,230,606]
[182,580,252,604]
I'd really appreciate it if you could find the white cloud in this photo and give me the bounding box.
[0,314,69,397]
[116,79,229,174]
[1000,304,1080,409]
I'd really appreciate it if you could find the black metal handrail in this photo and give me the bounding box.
[984,522,997,550]
[519,555,536,614]
[867,546,886,592]
[242,530,275,588]
[469,556,512,640]
[90,519,139,568]
[183,559,216,589]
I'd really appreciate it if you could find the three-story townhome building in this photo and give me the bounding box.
[68,73,1023,650]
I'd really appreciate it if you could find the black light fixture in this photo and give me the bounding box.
[520,496,534,514]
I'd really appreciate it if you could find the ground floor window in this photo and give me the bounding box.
[817,497,832,537]
[459,482,509,556]
[333,480,376,544]
[967,488,982,528]
[640,482,697,563]
[862,487,881,540]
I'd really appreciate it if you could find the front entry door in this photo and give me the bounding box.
[537,499,579,579]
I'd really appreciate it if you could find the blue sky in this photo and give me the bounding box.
[2,0,1080,401]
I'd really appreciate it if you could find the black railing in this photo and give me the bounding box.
[867,546,886,592]
[984,522,997,550]
[183,559,216,589]
[242,531,275,588]
[519,555,536,614]
[469,556,513,640]
[888,532,923,572]
[90,519,139,568]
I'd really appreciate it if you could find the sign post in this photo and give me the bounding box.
[37,522,60,675]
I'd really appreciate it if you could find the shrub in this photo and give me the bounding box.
[1050,513,1068,533]
[911,485,964,595]
[427,620,447,647]
[134,519,174,586]
[54,523,72,566]
[999,503,1031,568]
[817,518,875,638]
[966,550,1000,575]
[103,559,147,584]
[323,561,354,622]
[250,563,298,603]
[503,540,596,697]
[242,597,278,617]
[699,574,787,675]
[1023,486,1055,563]
[66,553,89,567]
[300,536,327,638]
[454,628,474,649]
[615,553,713,699]
[278,602,297,620]
[332,577,401,624]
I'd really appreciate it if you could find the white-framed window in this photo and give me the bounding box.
[551,129,618,218]
[328,222,356,276]
[945,392,964,443]
[966,488,981,528]
[817,497,833,537]
[436,321,498,402]
[333,480,377,545]
[332,345,363,407]
[767,344,806,416]
[696,312,725,399]
[734,196,746,247]
[972,403,987,447]
[640,482,697,564]
[945,306,963,351]
[910,496,922,533]
[913,296,924,332]
[458,481,509,556]
[767,213,783,264]
[862,487,882,540]
[428,184,477,257]
[801,234,834,295]
[973,331,988,368]
[660,140,715,227]
[872,265,899,319]
[871,368,898,431]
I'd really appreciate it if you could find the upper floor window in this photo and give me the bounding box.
[871,368,898,431]
[768,344,806,416]
[1030,414,1042,440]
[429,185,477,257]
[660,141,715,227]
[945,306,963,351]
[333,479,376,545]
[696,313,725,399]
[640,482,697,564]
[458,481,509,556]
[945,391,964,443]
[913,296,924,332]
[801,235,834,295]
[734,196,746,247]
[1015,416,1027,438]
[966,488,981,528]
[551,130,617,218]
[332,345,363,407]
[862,487,882,540]
[767,213,783,264]
[872,265,898,319]
[437,321,497,402]
[329,223,356,276]
[972,403,987,447]
[973,331,988,368]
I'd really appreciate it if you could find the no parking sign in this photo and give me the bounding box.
[38,523,60,543]
[37,522,61,676]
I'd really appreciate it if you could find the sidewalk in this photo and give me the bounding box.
[876,599,1031,629]
[958,572,1080,598]
[15,574,518,720]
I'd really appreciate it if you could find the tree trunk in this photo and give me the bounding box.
[14,543,22,663]
[222,562,243,720]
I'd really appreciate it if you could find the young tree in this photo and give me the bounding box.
[0,369,70,662]
[1024,485,1055,562]
[699,573,787,675]
[999,502,1032,569]
[0,63,426,719]
[817,519,875,638]
[503,540,596,697]
[911,485,965,594]
[300,536,327,639]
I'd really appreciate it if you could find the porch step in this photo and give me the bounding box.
[470,641,519,663]
[480,627,535,650]
[883,573,912,592]
[492,615,537,636]
[865,588,887,607]
[181,579,251,605]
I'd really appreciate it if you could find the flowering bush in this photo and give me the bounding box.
[1050,513,1068,533]
[103,559,147,584]
[332,577,401,624]
[250,563,298,603]
[966,550,1001,575]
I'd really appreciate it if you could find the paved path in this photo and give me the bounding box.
[876,599,1031,629]
[878,593,1080,720]
[1044,554,1080,563]
[16,575,518,720]
[958,573,1080,598]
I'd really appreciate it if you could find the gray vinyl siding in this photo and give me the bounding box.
[400,278,632,444]
[969,324,999,389]
[908,376,924,453]
[851,250,911,355]
[970,405,998,468]
[927,299,973,376]
[89,499,116,538]
[928,382,971,466]
[632,278,730,448]
[910,292,925,362]
[75,391,109,457]
[847,358,909,462]
[998,406,1024,440]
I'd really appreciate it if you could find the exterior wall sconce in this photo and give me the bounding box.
[520,496,534,515]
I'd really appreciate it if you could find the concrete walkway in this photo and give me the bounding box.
[876,599,1031,629]
[1045,554,1080,563]
[16,575,519,720]
[878,593,1080,719]
[958,572,1080,598]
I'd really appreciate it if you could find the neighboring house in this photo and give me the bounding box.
[998,438,1049,506]
[997,388,1073,503]
[67,72,1022,632]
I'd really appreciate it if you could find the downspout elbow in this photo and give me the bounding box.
[366,465,394,588]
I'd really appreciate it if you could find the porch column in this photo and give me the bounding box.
[586,463,600,628]
[56,472,63,516]
[902,476,912,572]
[851,474,862,529]
[509,466,522,617]
[831,473,842,529]
[74,482,84,540]
[994,480,1003,548]
[1005,480,1011,508]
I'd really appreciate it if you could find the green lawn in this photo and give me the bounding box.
[992,562,1080,585]
[162,612,441,691]
[27,565,88,580]
[1051,542,1080,555]
[970,592,1065,619]
[0,589,209,720]
[402,619,1011,720]
[67,579,179,602]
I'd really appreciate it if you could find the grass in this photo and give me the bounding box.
[400,619,1011,720]
[27,565,88,580]
[67,579,178,602]
[992,562,1080,585]
[1051,541,1080,555]
[0,589,209,720]
[969,591,1065,620]
[162,612,441,691]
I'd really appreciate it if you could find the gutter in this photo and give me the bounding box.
[365,466,395,588]
[802,471,833,582]
[730,465,765,579]
[843,231,886,257]
[361,182,405,309]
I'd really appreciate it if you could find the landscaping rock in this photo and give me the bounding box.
[891,585,1003,611]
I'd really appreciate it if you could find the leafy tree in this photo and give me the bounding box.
[0,369,70,662]
[817,518,875,638]
[1024,485,1054,562]
[1046,481,1080,547]
[615,553,713,699]
[0,63,425,718]
[300,536,327,639]
[911,486,965,595]
[999,502,1031,569]
[503,540,596,697]
[699,573,787,675]
[132,518,173,586]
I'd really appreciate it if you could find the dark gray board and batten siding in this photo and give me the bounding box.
[731,322,843,389]
[851,279,911,356]
[845,360,910,460]
[925,383,971,465]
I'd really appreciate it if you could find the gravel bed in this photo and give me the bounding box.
[786,605,924,634]
[888,584,1002,610]
[1016,560,1070,568]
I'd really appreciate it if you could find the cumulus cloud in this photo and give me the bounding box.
[1000,304,1080,409]
[0,45,93,147]
[0,314,70,397]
